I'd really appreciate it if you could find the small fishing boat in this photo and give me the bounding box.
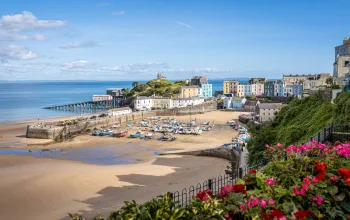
[202,127,211,131]
[193,129,202,135]
[162,133,176,141]
[127,122,133,127]
[130,131,143,138]
[92,129,102,136]
[115,130,128,137]
[112,124,120,128]
[99,129,113,136]
[144,133,155,140]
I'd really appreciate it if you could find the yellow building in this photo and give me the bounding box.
[223,81,231,94]
[180,86,202,98]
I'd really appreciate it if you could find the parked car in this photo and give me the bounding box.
[90,116,97,119]
[98,113,107,117]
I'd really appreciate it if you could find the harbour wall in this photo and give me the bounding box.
[155,101,217,116]
[26,111,156,140]
[159,147,239,161]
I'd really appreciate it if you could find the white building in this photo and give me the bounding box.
[283,87,293,97]
[134,96,153,111]
[107,107,132,116]
[256,103,283,122]
[172,97,204,108]
[237,85,245,97]
[92,95,113,102]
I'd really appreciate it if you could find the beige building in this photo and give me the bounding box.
[180,86,202,98]
[256,103,283,122]
[152,97,172,109]
[237,85,245,97]
[283,74,311,86]
[334,56,350,86]
[302,73,331,89]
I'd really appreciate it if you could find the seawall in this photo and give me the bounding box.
[26,111,156,140]
[155,101,217,116]
[160,147,239,161]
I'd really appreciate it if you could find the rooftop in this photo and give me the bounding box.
[258,103,283,109]
[181,85,201,89]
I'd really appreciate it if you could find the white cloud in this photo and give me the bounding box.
[101,62,169,72]
[59,41,99,49]
[174,21,192,28]
[112,11,125,16]
[0,45,39,62]
[62,60,95,70]
[0,11,66,41]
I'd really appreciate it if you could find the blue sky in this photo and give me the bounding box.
[0,0,348,80]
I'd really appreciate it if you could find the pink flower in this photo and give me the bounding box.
[247,201,253,209]
[311,194,324,206]
[260,199,267,208]
[303,177,311,186]
[219,185,232,198]
[293,185,300,195]
[277,143,283,148]
[265,178,275,186]
[265,144,270,148]
[268,199,275,205]
[252,197,259,207]
[239,203,246,211]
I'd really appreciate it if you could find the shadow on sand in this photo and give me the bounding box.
[60,155,226,219]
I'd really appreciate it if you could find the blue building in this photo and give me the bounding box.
[223,97,244,109]
[274,82,284,97]
[264,82,274,97]
[292,84,303,98]
[201,83,213,98]
[244,84,252,96]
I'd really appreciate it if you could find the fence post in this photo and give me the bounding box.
[208,179,212,190]
[238,167,243,179]
[323,127,327,143]
[317,132,321,143]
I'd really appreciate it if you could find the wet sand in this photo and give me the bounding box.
[0,111,247,220]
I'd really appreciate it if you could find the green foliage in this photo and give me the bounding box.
[332,84,341,89]
[130,79,182,97]
[334,91,350,125]
[248,94,334,165]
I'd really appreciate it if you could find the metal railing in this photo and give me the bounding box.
[171,159,267,207]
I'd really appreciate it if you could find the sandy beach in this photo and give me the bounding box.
[0,111,246,220]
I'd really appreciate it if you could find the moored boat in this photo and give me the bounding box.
[115,130,128,137]
[130,131,143,138]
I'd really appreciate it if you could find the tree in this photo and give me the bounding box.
[326,77,333,86]
[132,81,139,88]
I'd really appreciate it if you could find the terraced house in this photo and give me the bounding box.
[180,86,202,98]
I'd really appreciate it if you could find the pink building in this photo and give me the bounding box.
[230,80,239,96]
[252,84,264,96]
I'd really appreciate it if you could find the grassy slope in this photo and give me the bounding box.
[248,93,335,164]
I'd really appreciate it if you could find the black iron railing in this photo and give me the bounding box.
[171,159,267,207]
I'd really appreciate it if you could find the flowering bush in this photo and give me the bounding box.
[70,142,350,220]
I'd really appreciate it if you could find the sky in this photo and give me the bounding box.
[0,0,348,81]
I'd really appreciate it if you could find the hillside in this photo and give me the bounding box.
[127,80,189,97]
[247,93,335,164]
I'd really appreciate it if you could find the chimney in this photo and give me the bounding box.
[344,37,350,45]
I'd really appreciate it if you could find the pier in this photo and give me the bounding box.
[43,99,122,110]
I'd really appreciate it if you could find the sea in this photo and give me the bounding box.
[0,79,247,123]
